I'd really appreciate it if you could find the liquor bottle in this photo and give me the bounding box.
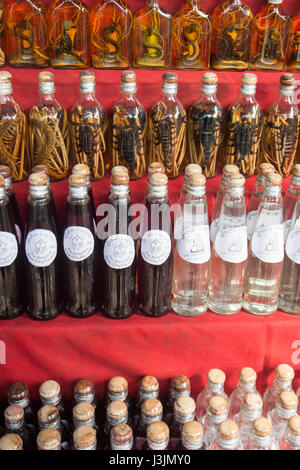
[0,165,23,245]
[110,71,147,180]
[248,417,278,450]
[243,173,284,316]
[135,398,163,438]
[226,73,263,178]
[249,0,290,71]
[0,71,30,182]
[203,395,229,450]
[0,0,4,67]
[188,73,225,179]
[37,428,61,450]
[176,420,203,450]
[210,0,253,71]
[5,0,48,68]
[263,364,295,416]
[208,174,248,315]
[214,419,243,450]
[234,392,263,447]
[4,405,35,450]
[268,391,298,442]
[102,172,136,319]
[170,396,196,438]
[134,376,160,417]
[106,376,130,412]
[73,402,97,430]
[178,163,202,205]
[72,163,96,219]
[25,172,62,321]
[37,405,69,449]
[90,0,133,69]
[229,367,260,418]
[104,401,129,439]
[172,0,211,70]
[144,162,165,201]
[29,72,69,181]
[149,73,187,179]
[39,380,68,423]
[196,369,228,423]
[70,71,107,181]
[8,382,36,425]
[133,0,172,69]
[73,425,97,450]
[110,424,133,450]
[144,421,170,450]
[63,174,98,318]
[286,13,300,72]
[73,379,98,411]
[0,433,23,450]
[171,173,210,316]
[280,415,300,450]
[282,164,300,242]
[138,173,172,317]
[165,375,191,419]
[259,74,300,177]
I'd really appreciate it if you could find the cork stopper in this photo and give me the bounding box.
[72,163,91,177]
[287,415,300,436]
[111,424,133,445]
[8,382,29,401]
[292,164,300,177]
[73,425,96,449]
[150,173,168,187]
[280,73,296,87]
[181,421,203,442]
[38,405,59,425]
[243,393,262,411]
[29,172,49,187]
[185,163,202,177]
[265,172,282,187]
[4,405,24,423]
[0,165,11,178]
[202,72,218,85]
[73,402,95,422]
[31,165,49,175]
[222,164,239,177]
[0,71,12,94]
[228,173,245,188]
[37,428,61,450]
[140,376,159,393]
[39,380,60,400]
[141,398,163,418]
[0,434,23,450]
[107,400,128,420]
[218,419,239,441]
[111,165,129,176]
[0,175,5,187]
[39,71,54,83]
[241,73,257,86]
[277,391,298,410]
[148,162,165,176]
[171,375,190,393]
[239,367,257,384]
[0,71,12,83]
[74,379,95,397]
[147,421,169,443]
[174,396,196,416]
[208,396,229,416]
[69,174,88,188]
[188,174,206,187]
[121,71,136,84]
[252,417,273,437]
[108,376,128,394]
[163,72,177,84]
[207,369,226,385]
[80,70,95,83]
[111,172,129,186]
[275,364,295,382]
[257,163,275,176]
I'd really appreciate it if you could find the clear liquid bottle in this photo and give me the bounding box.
[248,417,278,450]
[0,433,23,450]
[280,415,300,450]
[143,421,170,450]
[135,398,163,439]
[176,420,204,450]
[196,368,228,423]
[37,428,61,450]
[202,395,229,450]
[170,396,196,439]
[110,424,133,450]
[214,419,243,450]
[263,364,295,416]
[229,367,260,418]
[208,174,248,315]
[172,173,210,316]
[282,164,300,242]
[268,391,298,442]
[165,375,191,421]
[178,163,202,205]
[38,405,69,450]
[4,405,35,450]
[133,376,160,418]
[234,392,263,447]
[73,425,97,450]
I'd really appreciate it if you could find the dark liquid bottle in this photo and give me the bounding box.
[39,379,69,423]
[135,398,163,439]
[0,165,23,244]
[105,376,131,415]
[37,428,61,450]
[0,433,23,450]
[175,420,204,450]
[72,163,96,219]
[4,405,35,450]
[103,400,129,449]
[63,174,98,318]
[73,425,97,450]
[165,375,191,423]
[110,424,134,451]
[72,379,99,419]
[142,421,170,450]
[133,375,160,417]
[169,396,196,439]
[8,382,36,425]
[25,172,62,320]
[37,405,69,450]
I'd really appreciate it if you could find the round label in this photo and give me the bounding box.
[247,210,258,240]
[141,230,171,266]
[284,219,291,243]
[64,226,95,262]
[104,234,135,270]
[177,225,210,264]
[286,227,300,264]
[210,218,219,242]
[215,226,248,263]
[0,231,18,267]
[25,229,57,267]
[251,224,284,263]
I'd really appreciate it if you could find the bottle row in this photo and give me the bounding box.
[0,69,300,184]
[0,0,299,72]
[0,364,299,450]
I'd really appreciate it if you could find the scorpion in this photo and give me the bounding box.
[266,116,299,175]
[264,27,282,60]
[217,24,245,61]
[227,117,260,169]
[73,122,103,173]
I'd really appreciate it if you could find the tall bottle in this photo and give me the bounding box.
[144,162,165,201]
[208,174,248,315]
[149,73,187,179]
[268,391,298,442]
[188,73,225,179]
[38,405,68,449]
[234,392,263,447]
[133,0,172,69]
[29,72,70,181]
[171,173,210,316]
[110,71,147,180]
[39,380,68,423]
[249,0,290,71]
[286,13,300,72]
[263,364,295,416]
[0,165,23,245]
[196,369,228,423]
[282,164,300,242]
[134,376,160,417]
[165,375,191,419]
[138,173,172,317]
[229,367,260,418]
[248,417,278,450]
[135,398,163,439]
[0,0,5,67]
[170,396,196,439]
[25,172,62,321]
[280,415,300,450]
[203,395,229,450]
[210,0,253,71]
[172,0,211,70]
[7,382,36,425]
[259,74,300,177]
[4,405,34,450]
[243,173,284,316]
[72,163,96,219]
[178,163,202,205]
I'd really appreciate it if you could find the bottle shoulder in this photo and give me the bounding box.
[254,5,290,25]
[134,4,172,22]
[91,0,132,15]
[174,5,210,23]
[212,1,252,20]
[6,0,46,14]
[48,0,89,14]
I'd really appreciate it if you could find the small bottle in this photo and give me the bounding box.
[73,425,97,450]
[178,163,202,205]
[106,377,130,411]
[214,419,243,450]
[110,424,133,451]
[165,375,191,419]
[280,415,300,450]
[39,380,68,423]
[0,433,23,450]
[144,162,166,201]
[134,376,160,417]
[72,163,96,219]
[73,379,98,411]
[188,72,225,178]
[144,421,170,450]
[243,173,284,315]
[104,401,129,439]
[282,164,300,242]
[268,391,298,442]
[208,174,248,315]
[0,164,23,244]
[38,405,68,449]
[229,367,260,418]
[196,369,228,423]
[226,73,263,178]
[37,428,61,450]
[234,392,263,447]
[248,417,278,450]
[176,420,204,450]
[4,405,34,450]
[263,364,295,416]
[135,398,163,438]
[170,396,196,439]
[149,73,187,179]
[73,402,96,431]
[203,395,229,450]
[8,382,35,425]
[286,13,300,72]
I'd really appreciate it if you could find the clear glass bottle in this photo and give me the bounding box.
[110,424,133,450]
[0,165,23,245]
[110,71,147,180]
[165,375,191,420]
[39,380,68,423]
[4,405,35,450]
[214,419,243,450]
[226,73,263,178]
[134,376,160,417]
[149,73,187,179]
[248,417,278,450]
[208,174,248,315]
[280,415,300,450]
[188,72,225,179]
[259,74,300,177]
[170,396,196,439]
[171,173,210,316]
[0,433,23,450]
[38,405,69,449]
[176,420,203,450]
[73,379,98,411]
[263,364,295,416]
[286,13,300,72]
[229,367,260,418]
[7,382,35,425]
[135,398,163,438]
[178,163,202,205]
[70,71,107,181]
[73,425,97,450]
[282,164,300,242]
[203,395,229,450]
[268,391,298,442]
[37,428,61,450]
[143,421,170,450]
[234,392,263,447]
[196,369,228,423]
[243,173,284,315]
[144,162,165,201]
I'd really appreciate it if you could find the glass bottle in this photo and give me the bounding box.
[110,424,133,450]
[196,369,228,423]
[37,405,69,449]
[234,392,263,447]
[249,0,290,71]
[208,174,248,315]
[282,164,300,242]
[280,415,300,450]
[102,172,136,319]
[149,73,187,179]
[0,0,5,67]
[210,0,253,71]
[110,71,147,180]
[73,402,97,431]
[138,172,172,317]
[133,0,172,69]
[72,163,96,221]
[134,376,160,417]
[143,421,170,450]
[4,405,35,450]
[176,420,203,450]
[226,73,264,178]
[171,173,210,316]
[214,419,243,450]
[165,375,191,421]
[47,0,90,68]
[73,425,97,450]
[73,379,98,411]
[0,71,30,182]
[90,0,133,69]
[63,174,97,318]
[39,380,68,423]
[286,13,300,72]
[4,0,48,67]
[37,428,61,450]
[144,162,165,202]
[70,71,107,181]
[203,395,229,450]
[103,400,129,439]
[259,74,300,177]
[268,391,298,442]
[243,173,284,316]
[172,0,211,70]
[170,396,196,439]
[263,364,295,416]
[229,367,260,418]
[0,165,23,245]
[0,433,23,450]
[106,376,131,412]
[248,417,278,450]
[7,382,36,425]
[188,73,225,179]
[135,398,163,439]
[178,163,202,205]
[29,72,70,181]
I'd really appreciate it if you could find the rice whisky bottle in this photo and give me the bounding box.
[286,13,300,72]
[0,0,5,67]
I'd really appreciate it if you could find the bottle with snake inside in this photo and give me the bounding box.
[133,0,172,69]
[286,12,300,72]
[90,0,133,69]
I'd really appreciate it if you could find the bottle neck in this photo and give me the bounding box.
[252,433,272,449]
[238,381,256,393]
[279,88,295,102]
[241,406,262,422]
[107,390,128,402]
[182,436,203,450]
[267,0,282,12]
[286,430,300,448]
[74,392,95,404]
[111,438,133,450]
[207,410,228,424]
[39,418,60,430]
[68,185,89,200]
[239,90,257,104]
[6,418,24,431]
[275,403,297,419]
[186,186,206,198]
[224,186,245,199]
[29,184,50,199]
[41,394,62,407]
[139,389,159,402]
[107,414,128,427]
[207,382,224,394]
[149,185,168,199]
[142,412,163,425]
[217,436,240,450]
[174,410,195,425]
[73,416,95,429]
[39,92,57,105]
[262,186,282,201]
[109,184,130,199]
[289,175,300,188]
[170,387,190,401]
[162,87,177,99]
[74,440,97,451]
[147,438,169,450]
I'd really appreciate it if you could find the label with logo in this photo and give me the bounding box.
[177,225,210,264]
[247,210,258,240]
[0,231,18,267]
[215,226,248,263]
[141,230,171,266]
[25,229,57,267]
[64,226,95,262]
[286,227,300,264]
[251,224,284,263]
[210,218,219,242]
[104,234,135,270]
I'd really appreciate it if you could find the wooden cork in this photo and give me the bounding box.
[185,163,202,176]
[265,172,282,186]
[121,71,136,83]
[182,421,203,442]
[228,174,245,188]
[108,376,128,394]
[147,421,169,443]
[148,162,165,176]
[171,375,190,393]
[111,165,129,175]
[4,405,24,423]
[37,428,61,450]
[239,367,257,384]
[222,164,239,177]
[188,173,206,187]
[150,173,168,187]
[0,175,5,187]
[111,172,129,186]
[0,433,23,450]
[163,72,177,84]
[140,376,159,393]
[253,417,272,437]
[38,405,59,425]
[277,391,298,410]
[257,163,275,176]
[275,364,295,382]
[29,172,49,187]
[73,402,95,421]
[280,73,296,86]
[241,73,257,86]
[8,382,29,401]
[208,396,229,415]
[74,379,94,397]
[80,70,95,83]
[243,393,262,411]
[218,419,239,441]
[287,415,300,436]
[69,174,87,187]
[107,400,128,419]
[72,163,91,176]
[292,164,300,177]
[73,425,96,449]
[174,396,196,415]
[207,368,226,385]
[39,71,54,83]
[0,165,11,178]
[0,71,12,83]
[39,380,60,400]
[111,424,133,444]
[31,164,49,175]
[142,398,163,417]
[202,72,218,85]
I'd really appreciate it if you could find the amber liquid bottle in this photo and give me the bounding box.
[286,13,300,72]
[91,0,133,69]
[0,0,5,67]
[47,0,90,68]
[5,0,48,67]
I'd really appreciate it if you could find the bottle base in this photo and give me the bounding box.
[171,300,207,317]
[242,299,277,316]
[278,300,300,315]
[207,299,241,315]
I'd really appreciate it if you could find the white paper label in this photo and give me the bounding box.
[64,226,95,262]
[251,224,284,263]
[286,227,300,264]
[0,231,18,267]
[141,230,171,266]
[177,225,210,264]
[210,218,219,242]
[215,226,248,263]
[247,210,258,240]
[25,229,57,267]
[284,219,291,243]
[104,234,135,269]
